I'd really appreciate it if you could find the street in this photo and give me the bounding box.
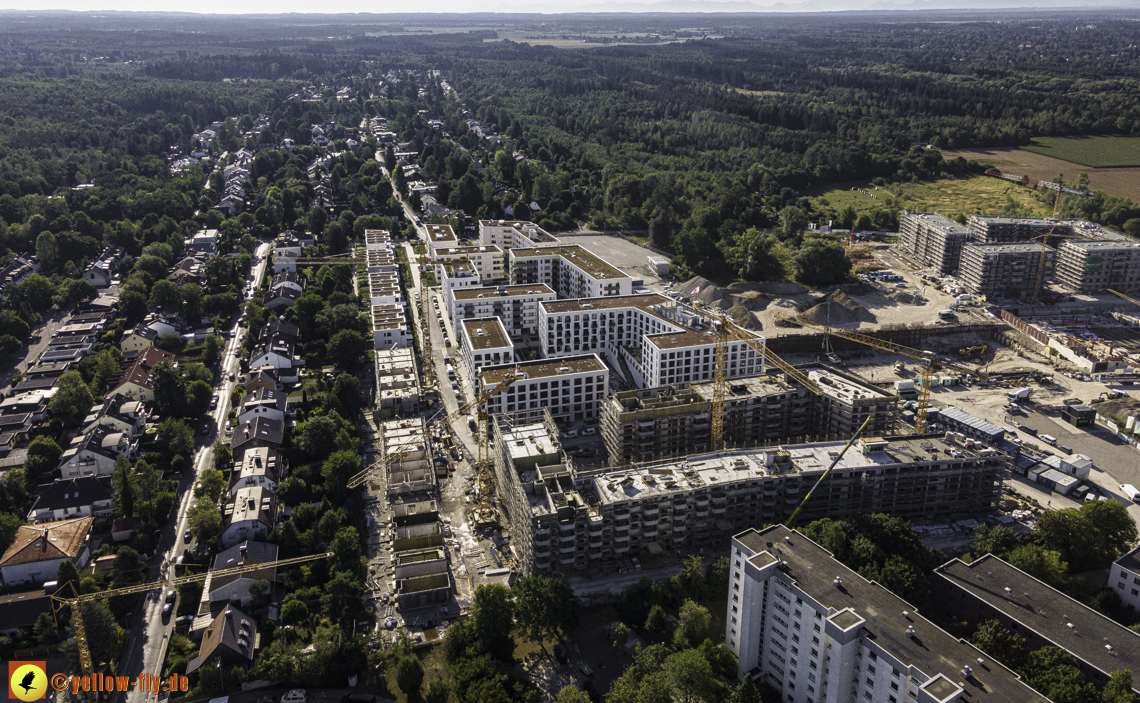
[116,242,272,703]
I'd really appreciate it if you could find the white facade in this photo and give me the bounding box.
[540,294,764,388]
[509,246,634,299]
[459,317,514,381]
[371,304,411,350]
[449,284,557,341]
[1111,547,1140,612]
[479,219,559,249]
[433,245,505,282]
[425,223,460,257]
[480,354,609,424]
[729,525,1040,703]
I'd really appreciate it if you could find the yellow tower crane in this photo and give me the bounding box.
[710,316,824,451]
[346,375,516,490]
[1027,190,1067,304]
[793,317,987,433]
[53,552,332,702]
[1109,289,1140,307]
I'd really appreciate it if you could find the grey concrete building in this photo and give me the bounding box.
[959,242,1054,300]
[898,212,969,273]
[1056,240,1140,293]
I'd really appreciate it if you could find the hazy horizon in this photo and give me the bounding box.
[0,0,1132,15]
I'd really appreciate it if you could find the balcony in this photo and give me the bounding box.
[615,544,630,554]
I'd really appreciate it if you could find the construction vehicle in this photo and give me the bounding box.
[347,374,516,489]
[784,417,871,526]
[53,552,331,702]
[958,345,987,358]
[793,316,987,433]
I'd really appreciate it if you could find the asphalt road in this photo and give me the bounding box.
[0,308,70,394]
[115,242,272,703]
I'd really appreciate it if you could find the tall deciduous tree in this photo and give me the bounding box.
[48,370,94,427]
[472,583,515,661]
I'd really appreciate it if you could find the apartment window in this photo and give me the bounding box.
[890,682,899,692]
[892,668,900,678]
[866,678,875,686]
[867,665,876,675]
[864,694,873,701]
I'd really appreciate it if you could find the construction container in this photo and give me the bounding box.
[1062,405,1095,428]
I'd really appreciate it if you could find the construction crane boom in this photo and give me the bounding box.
[1109,289,1140,307]
[792,316,987,433]
[784,417,871,526]
[710,315,823,451]
[53,552,332,702]
[1028,190,1066,305]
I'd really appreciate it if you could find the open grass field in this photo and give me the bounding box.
[941,146,1140,202]
[811,175,1052,220]
[1022,135,1140,168]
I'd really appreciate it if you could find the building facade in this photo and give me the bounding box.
[480,355,610,424]
[959,242,1054,300]
[1055,240,1140,293]
[898,212,970,273]
[509,246,633,299]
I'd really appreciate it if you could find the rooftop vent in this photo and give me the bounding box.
[960,666,973,679]
[833,577,842,587]
[906,626,915,638]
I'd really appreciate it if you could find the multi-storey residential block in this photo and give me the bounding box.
[959,242,1054,300]
[371,303,410,349]
[898,212,969,273]
[438,260,482,311]
[966,215,1074,243]
[367,271,404,306]
[540,294,764,388]
[509,245,633,298]
[1111,546,1140,613]
[480,355,609,424]
[933,554,1140,695]
[432,245,505,282]
[459,317,514,380]
[728,525,1046,703]
[375,347,421,418]
[1055,240,1140,293]
[449,284,557,344]
[479,219,559,249]
[497,421,1003,577]
[424,223,459,257]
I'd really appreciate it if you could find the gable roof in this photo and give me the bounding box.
[0,517,92,567]
[264,319,299,340]
[111,347,175,392]
[31,476,112,513]
[230,416,284,452]
[210,540,278,590]
[223,486,276,531]
[238,388,287,416]
[189,604,258,672]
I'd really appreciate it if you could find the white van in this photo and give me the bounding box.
[583,426,597,436]
[1121,484,1140,502]
[564,428,579,438]
[281,690,306,703]
[1039,434,1057,446]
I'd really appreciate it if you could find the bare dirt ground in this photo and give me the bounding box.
[941,146,1140,202]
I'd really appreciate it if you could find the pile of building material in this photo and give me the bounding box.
[800,290,877,326]
[727,304,763,330]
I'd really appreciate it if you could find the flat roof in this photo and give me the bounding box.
[963,242,1051,254]
[480,354,607,385]
[1061,239,1140,252]
[434,245,502,256]
[741,526,1046,703]
[1117,545,1140,577]
[462,317,512,351]
[543,293,670,315]
[937,554,1140,682]
[426,224,458,243]
[970,216,1071,226]
[453,284,555,301]
[593,434,1000,500]
[510,245,626,280]
[905,212,969,235]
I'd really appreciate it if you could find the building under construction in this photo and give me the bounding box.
[1055,239,1140,293]
[494,414,1005,576]
[966,215,1074,244]
[600,365,894,467]
[959,242,1054,300]
[898,212,969,273]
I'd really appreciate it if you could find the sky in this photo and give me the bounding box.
[0,0,1125,15]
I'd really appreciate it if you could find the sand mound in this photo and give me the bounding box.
[710,297,735,311]
[728,304,763,331]
[801,290,877,326]
[678,276,715,297]
[730,291,770,311]
[731,280,807,296]
[693,286,726,304]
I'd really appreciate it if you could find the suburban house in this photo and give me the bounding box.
[220,486,276,547]
[0,389,56,421]
[27,476,114,523]
[229,447,282,496]
[185,605,258,674]
[273,245,302,274]
[111,517,141,542]
[0,413,34,444]
[108,347,176,403]
[270,272,304,297]
[230,416,285,458]
[120,325,158,355]
[0,517,93,586]
[264,286,301,310]
[236,389,288,425]
[242,368,281,394]
[82,246,125,288]
[57,426,134,478]
[81,396,148,438]
[262,319,300,345]
[0,590,52,636]
[205,541,279,606]
[248,341,302,383]
[144,313,181,338]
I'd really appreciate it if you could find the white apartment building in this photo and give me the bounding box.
[433,245,505,282]
[449,284,557,342]
[368,271,404,306]
[1111,546,1140,612]
[459,317,514,381]
[364,229,394,248]
[425,223,459,257]
[439,260,483,312]
[540,294,764,388]
[366,248,398,273]
[479,219,560,249]
[729,525,1044,703]
[509,245,633,299]
[372,304,411,350]
[479,354,609,424]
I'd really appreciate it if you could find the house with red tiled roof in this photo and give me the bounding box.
[0,517,92,586]
[108,347,176,403]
